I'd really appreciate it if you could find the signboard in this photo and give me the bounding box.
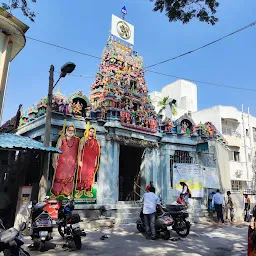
[203,167,220,189]
[173,164,204,197]
[111,14,134,45]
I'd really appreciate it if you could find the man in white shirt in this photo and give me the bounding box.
[212,189,224,223]
[142,186,164,240]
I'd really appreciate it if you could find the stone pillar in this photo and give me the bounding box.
[97,138,119,205]
[140,148,153,195]
[159,144,173,205]
[151,148,159,191]
[112,141,119,203]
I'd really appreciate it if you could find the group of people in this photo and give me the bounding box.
[176,182,191,207]
[211,190,256,224]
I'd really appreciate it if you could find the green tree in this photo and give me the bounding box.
[150,0,219,25]
[157,96,177,116]
[1,0,36,22]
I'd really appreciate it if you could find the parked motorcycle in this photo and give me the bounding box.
[136,210,173,240]
[164,207,190,237]
[29,199,53,251]
[57,197,86,250]
[0,219,30,256]
[136,206,190,239]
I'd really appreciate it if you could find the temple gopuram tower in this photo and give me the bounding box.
[89,14,158,133]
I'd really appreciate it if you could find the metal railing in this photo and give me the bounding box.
[133,182,144,203]
[222,129,241,138]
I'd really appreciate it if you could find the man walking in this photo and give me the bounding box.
[212,189,224,223]
[244,194,251,222]
[225,191,234,222]
[142,186,164,240]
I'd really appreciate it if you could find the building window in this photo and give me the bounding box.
[170,151,193,188]
[231,180,242,191]
[248,153,251,162]
[246,129,249,137]
[253,127,256,142]
[234,151,240,162]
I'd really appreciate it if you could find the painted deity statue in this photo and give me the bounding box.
[51,124,80,197]
[76,124,101,198]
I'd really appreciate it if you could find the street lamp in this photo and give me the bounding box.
[44,62,76,146]
[39,63,75,202]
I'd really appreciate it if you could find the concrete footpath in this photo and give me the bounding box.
[24,222,248,256]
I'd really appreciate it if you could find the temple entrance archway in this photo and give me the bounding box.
[118,145,143,201]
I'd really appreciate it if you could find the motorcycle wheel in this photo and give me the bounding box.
[74,235,82,250]
[3,247,30,256]
[19,248,31,256]
[58,224,65,238]
[175,220,190,237]
[163,230,170,240]
[39,241,46,252]
[136,224,145,233]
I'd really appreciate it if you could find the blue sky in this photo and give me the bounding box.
[2,0,256,122]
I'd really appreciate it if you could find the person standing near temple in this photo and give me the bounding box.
[244,194,251,222]
[225,191,234,222]
[180,182,191,201]
[212,189,225,224]
[76,126,100,198]
[52,124,79,197]
[142,186,165,240]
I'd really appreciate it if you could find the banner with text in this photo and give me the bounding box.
[173,164,204,198]
[203,167,220,189]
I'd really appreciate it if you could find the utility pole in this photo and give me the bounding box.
[44,65,54,147]
[38,63,76,202]
[248,107,253,189]
[38,65,54,202]
[242,104,249,181]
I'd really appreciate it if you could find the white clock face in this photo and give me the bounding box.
[116,21,131,40]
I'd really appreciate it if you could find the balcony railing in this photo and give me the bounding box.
[222,129,241,137]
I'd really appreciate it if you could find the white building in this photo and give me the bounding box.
[0,7,29,125]
[149,79,197,120]
[192,105,256,192]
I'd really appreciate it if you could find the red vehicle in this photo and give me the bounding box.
[43,199,62,220]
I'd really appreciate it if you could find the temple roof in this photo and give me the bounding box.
[0,133,61,153]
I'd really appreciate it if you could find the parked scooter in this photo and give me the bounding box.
[57,197,86,250]
[0,219,30,256]
[28,197,53,251]
[136,210,173,240]
[136,206,190,239]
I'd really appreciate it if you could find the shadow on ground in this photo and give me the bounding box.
[24,223,247,256]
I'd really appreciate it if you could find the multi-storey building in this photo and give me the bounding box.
[192,105,256,192]
[149,79,197,120]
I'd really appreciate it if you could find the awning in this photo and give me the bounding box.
[0,133,61,153]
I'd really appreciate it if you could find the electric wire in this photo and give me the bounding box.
[147,70,256,92]
[145,20,256,69]
[8,32,256,92]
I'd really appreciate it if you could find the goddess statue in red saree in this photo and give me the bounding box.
[51,124,79,197]
[76,126,100,198]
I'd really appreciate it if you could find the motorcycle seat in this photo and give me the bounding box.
[168,211,184,216]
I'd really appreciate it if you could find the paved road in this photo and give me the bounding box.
[23,223,248,256]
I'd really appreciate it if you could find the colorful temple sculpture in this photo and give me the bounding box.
[1,92,227,147]
[7,39,226,147]
[0,104,22,133]
[90,38,158,133]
